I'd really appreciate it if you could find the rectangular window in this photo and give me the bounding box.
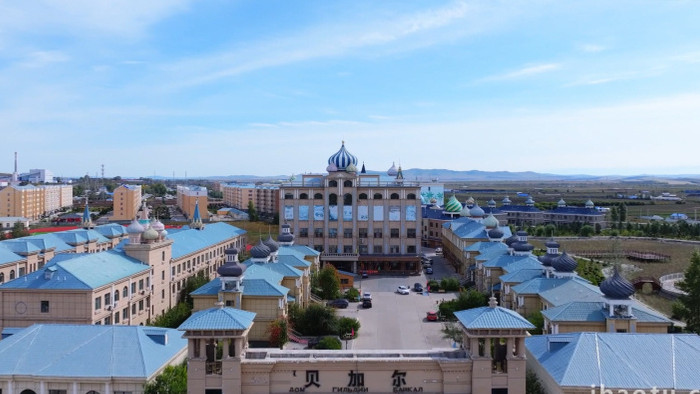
[343,245,353,253]
[329,228,337,238]
[104,293,111,306]
[139,279,144,290]
[314,245,323,252]
[104,316,111,325]
[373,245,383,254]
[139,300,144,311]
[373,229,382,238]
[407,245,416,253]
[40,300,49,313]
[132,304,137,315]
[344,228,353,238]
[131,282,136,294]
[123,307,129,319]
[390,246,400,254]
[359,228,368,238]
[95,297,101,310]
[114,311,120,323]
[390,228,399,238]
[407,229,416,238]
[300,228,308,237]
[359,245,368,254]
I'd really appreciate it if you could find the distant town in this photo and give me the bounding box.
[1,145,699,394]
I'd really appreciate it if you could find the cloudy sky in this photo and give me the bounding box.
[1,1,699,178]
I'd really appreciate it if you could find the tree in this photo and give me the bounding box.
[268,318,289,349]
[152,183,167,197]
[440,321,463,345]
[526,311,544,335]
[144,363,187,394]
[73,185,85,197]
[291,304,338,336]
[10,222,30,239]
[247,200,259,221]
[316,265,341,300]
[674,250,700,334]
[336,317,360,338]
[315,336,342,350]
[526,369,546,394]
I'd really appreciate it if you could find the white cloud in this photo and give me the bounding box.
[580,44,606,53]
[19,50,70,68]
[480,63,562,82]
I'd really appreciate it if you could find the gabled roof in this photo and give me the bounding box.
[499,269,544,284]
[455,306,535,330]
[542,301,671,324]
[277,254,311,268]
[527,333,700,390]
[282,244,320,257]
[539,279,603,306]
[0,250,149,290]
[0,245,25,265]
[499,205,542,213]
[94,223,128,238]
[178,306,256,331]
[483,254,540,269]
[0,324,186,379]
[545,206,603,216]
[512,277,588,296]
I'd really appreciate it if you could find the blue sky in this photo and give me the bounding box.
[1,1,699,178]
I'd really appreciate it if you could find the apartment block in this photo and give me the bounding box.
[222,183,280,216]
[177,185,209,220]
[112,184,142,221]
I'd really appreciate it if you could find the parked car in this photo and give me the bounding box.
[397,285,410,295]
[413,283,424,292]
[426,311,439,321]
[435,247,443,255]
[361,271,369,279]
[362,299,372,308]
[326,299,349,308]
[425,267,433,274]
[363,292,372,301]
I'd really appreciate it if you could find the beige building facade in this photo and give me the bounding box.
[222,183,280,216]
[0,184,72,221]
[112,184,142,221]
[177,185,210,220]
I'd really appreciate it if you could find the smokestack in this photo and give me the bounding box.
[14,152,17,173]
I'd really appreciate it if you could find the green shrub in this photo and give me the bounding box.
[336,317,360,338]
[427,279,440,291]
[315,336,342,350]
[344,287,360,301]
[440,277,460,291]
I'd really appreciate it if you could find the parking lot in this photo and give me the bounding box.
[335,249,460,350]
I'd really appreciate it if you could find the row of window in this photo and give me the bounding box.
[314,245,417,254]
[299,228,416,238]
[285,192,417,201]
[95,279,147,310]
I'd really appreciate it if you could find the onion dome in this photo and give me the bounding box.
[459,202,472,217]
[483,214,499,229]
[538,254,554,267]
[466,196,475,206]
[505,234,519,247]
[346,162,357,173]
[502,196,512,205]
[600,267,635,299]
[328,141,358,171]
[512,233,534,252]
[142,227,159,241]
[545,239,560,249]
[278,231,294,243]
[387,162,398,176]
[525,197,535,206]
[429,197,438,205]
[488,199,496,208]
[224,247,239,256]
[326,162,338,172]
[558,198,566,207]
[160,229,168,238]
[263,235,279,253]
[151,218,165,232]
[488,228,504,239]
[552,252,577,273]
[217,261,246,277]
[444,195,462,213]
[126,218,145,234]
[585,199,595,208]
[250,240,271,258]
[470,203,485,217]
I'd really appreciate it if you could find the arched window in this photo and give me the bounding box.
[344,193,352,205]
[0,272,4,283]
[407,193,416,200]
[10,270,15,280]
[343,180,353,187]
[123,286,128,298]
[314,193,323,200]
[299,193,308,199]
[373,193,383,199]
[284,193,293,199]
[21,390,37,394]
[390,193,400,199]
[329,180,338,187]
[114,290,120,302]
[359,193,368,200]
[328,194,338,205]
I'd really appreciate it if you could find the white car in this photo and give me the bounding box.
[363,292,372,301]
[396,285,410,295]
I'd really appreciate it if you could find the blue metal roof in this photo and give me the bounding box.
[0,245,25,265]
[283,244,320,257]
[178,306,256,331]
[512,277,588,296]
[527,333,700,390]
[483,254,541,269]
[539,279,603,306]
[455,305,535,330]
[277,254,311,268]
[264,262,303,278]
[500,205,542,213]
[0,324,186,379]
[0,250,149,290]
[546,206,603,216]
[498,269,544,284]
[169,222,246,259]
[190,277,221,296]
[542,301,671,323]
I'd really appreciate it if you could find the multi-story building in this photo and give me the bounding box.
[112,184,142,221]
[279,142,422,274]
[542,198,607,229]
[222,183,280,216]
[0,212,246,332]
[42,184,73,214]
[0,184,72,221]
[177,185,209,220]
[19,168,54,183]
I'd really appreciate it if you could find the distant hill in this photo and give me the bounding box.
[139,170,700,183]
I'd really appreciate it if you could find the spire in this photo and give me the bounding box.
[395,165,404,181]
[191,198,205,230]
[82,197,93,229]
[361,162,366,174]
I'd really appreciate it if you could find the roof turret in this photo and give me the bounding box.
[444,195,462,213]
[600,267,635,299]
[552,252,577,273]
[469,203,485,217]
[483,213,499,228]
[387,162,398,176]
[263,235,279,253]
[250,240,271,259]
[328,141,358,171]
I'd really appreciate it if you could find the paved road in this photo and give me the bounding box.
[335,249,459,350]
